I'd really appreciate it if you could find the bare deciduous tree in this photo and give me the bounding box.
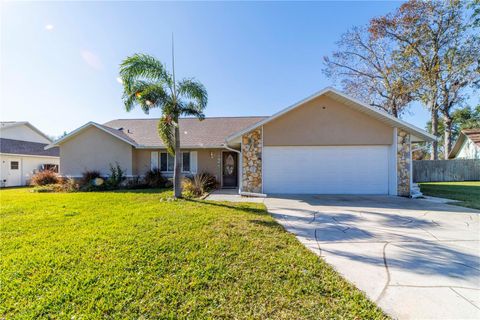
[323,26,414,118]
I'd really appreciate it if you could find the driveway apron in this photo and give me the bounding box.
[264,195,480,319]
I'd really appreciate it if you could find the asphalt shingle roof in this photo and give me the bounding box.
[0,138,59,157]
[103,117,267,148]
[463,128,480,146]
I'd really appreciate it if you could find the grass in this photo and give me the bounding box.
[419,181,480,210]
[0,188,386,319]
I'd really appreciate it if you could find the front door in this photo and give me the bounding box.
[7,159,22,187]
[222,152,238,188]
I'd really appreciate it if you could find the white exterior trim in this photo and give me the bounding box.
[240,191,267,198]
[0,152,59,159]
[45,122,137,149]
[389,128,398,196]
[226,87,437,143]
[135,145,226,149]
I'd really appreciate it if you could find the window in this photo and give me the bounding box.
[10,161,19,170]
[159,152,190,172]
[160,153,168,171]
[183,152,190,172]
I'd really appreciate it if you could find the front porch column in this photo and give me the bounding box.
[241,128,262,193]
[397,129,411,196]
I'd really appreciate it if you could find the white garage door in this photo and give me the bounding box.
[263,146,389,194]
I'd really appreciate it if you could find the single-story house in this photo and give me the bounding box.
[448,128,480,159]
[0,122,60,187]
[46,88,436,196]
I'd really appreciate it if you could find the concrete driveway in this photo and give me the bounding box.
[264,195,480,319]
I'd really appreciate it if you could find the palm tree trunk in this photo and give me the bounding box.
[430,108,439,160]
[173,124,182,198]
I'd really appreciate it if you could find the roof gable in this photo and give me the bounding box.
[46,122,138,149]
[0,121,52,144]
[226,88,436,143]
[448,128,480,159]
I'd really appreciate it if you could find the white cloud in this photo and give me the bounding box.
[80,50,103,70]
[45,24,54,31]
[116,77,123,84]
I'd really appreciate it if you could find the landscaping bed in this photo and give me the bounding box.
[0,188,386,319]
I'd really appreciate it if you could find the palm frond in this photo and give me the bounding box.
[158,115,176,155]
[177,78,208,110]
[180,102,206,120]
[122,80,170,114]
[120,54,173,88]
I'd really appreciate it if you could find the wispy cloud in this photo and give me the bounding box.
[45,24,54,31]
[81,50,103,70]
[116,77,123,84]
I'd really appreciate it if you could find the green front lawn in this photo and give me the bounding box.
[0,188,385,319]
[419,181,480,210]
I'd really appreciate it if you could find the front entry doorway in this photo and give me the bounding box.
[222,152,238,188]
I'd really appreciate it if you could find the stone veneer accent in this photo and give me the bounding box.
[397,129,411,197]
[241,128,262,193]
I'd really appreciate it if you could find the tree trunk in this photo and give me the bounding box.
[430,109,439,160]
[443,116,453,160]
[173,124,182,198]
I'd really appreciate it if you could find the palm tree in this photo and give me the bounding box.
[119,53,207,198]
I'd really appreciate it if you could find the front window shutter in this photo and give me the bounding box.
[150,152,159,170]
[190,151,197,174]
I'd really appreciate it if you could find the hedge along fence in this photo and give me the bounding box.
[413,159,480,182]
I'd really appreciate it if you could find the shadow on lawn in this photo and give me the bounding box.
[186,199,268,215]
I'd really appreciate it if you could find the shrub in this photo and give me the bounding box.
[182,172,218,198]
[125,177,149,189]
[198,172,218,191]
[106,162,126,189]
[30,170,59,186]
[58,177,79,192]
[81,170,102,186]
[31,184,59,193]
[144,168,166,188]
[80,170,106,191]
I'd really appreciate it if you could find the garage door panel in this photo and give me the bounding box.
[263,146,389,194]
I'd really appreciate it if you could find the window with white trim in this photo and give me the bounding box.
[158,152,191,172]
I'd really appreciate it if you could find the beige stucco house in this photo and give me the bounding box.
[47,88,436,196]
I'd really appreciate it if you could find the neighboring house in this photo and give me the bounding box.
[47,88,436,196]
[0,122,60,187]
[448,128,480,159]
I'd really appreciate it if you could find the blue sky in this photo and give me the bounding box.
[2,1,474,137]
